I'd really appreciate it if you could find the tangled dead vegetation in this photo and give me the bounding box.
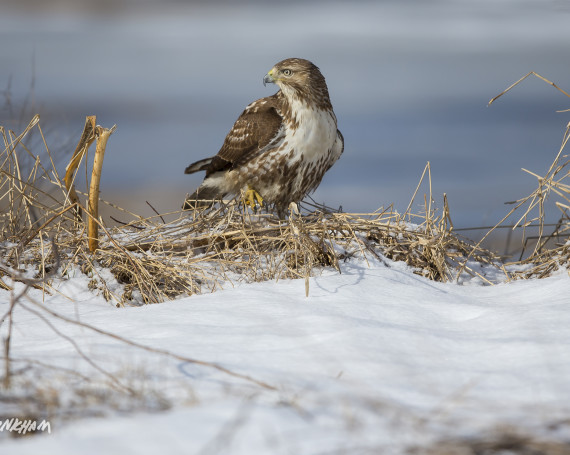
[412,427,570,455]
[0,115,508,305]
[479,72,570,280]
[3,74,570,306]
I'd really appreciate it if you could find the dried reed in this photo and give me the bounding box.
[0,116,503,305]
[483,72,570,280]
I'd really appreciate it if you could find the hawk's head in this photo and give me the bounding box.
[263,58,330,107]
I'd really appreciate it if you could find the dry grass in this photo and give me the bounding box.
[3,76,570,307]
[0,362,173,439]
[505,130,570,279]
[413,428,570,455]
[0,115,505,306]
[1,81,570,446]
[481,72,570,280]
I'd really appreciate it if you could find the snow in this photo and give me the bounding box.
[1,257,570,453]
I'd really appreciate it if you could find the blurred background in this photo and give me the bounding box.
[2,0,570,249]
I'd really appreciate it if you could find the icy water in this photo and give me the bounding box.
[2,0,570,229]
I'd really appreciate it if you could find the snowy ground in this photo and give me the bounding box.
[1,257,570,453]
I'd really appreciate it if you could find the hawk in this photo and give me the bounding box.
[183,58,344,215]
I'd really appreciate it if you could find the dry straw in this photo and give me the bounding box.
[2,80,568,440]
[0,115,505,305]
[475,72,570,280]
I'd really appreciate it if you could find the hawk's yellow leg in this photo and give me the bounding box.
[243,186,264,210]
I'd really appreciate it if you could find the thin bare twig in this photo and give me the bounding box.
[24,299,277,391]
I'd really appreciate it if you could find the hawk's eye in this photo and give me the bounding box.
[281,69,292,76]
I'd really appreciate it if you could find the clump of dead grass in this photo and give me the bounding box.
[504,120,570,279]
[0,362,173,439]
[0,115,504,306]
[413,427,570,455]
[479,72,570,280]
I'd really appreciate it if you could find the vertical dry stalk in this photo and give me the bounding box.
[65,116,97,222]
[1,115,41,236]
[3,295,15,389]
[88,125,115,252]
[405,161,430,220]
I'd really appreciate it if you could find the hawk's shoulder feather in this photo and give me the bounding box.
[205,94,284,176]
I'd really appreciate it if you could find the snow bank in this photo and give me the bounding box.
[1,258,569,453]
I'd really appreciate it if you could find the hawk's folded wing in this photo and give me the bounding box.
[205,96,284,177]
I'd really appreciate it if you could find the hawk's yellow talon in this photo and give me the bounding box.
[243,187,264,210]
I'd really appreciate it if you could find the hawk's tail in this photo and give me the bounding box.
[184,157,213,175]
[182,184,225,210]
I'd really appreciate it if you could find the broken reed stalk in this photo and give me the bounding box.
[488,71,570,106]
[88,125,115,252]
[404,161,430,220]
[65,115,96,221]
[62,115,115,252]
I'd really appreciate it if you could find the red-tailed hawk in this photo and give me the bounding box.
[183,58,343,215]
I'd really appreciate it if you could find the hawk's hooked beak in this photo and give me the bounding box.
[263,70,276,86]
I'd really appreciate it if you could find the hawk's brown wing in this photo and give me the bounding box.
[205,95,284,177]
